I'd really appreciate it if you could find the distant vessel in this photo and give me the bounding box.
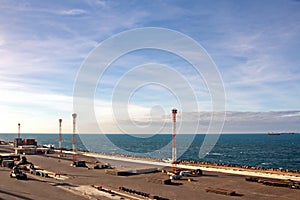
[267,132,295,136]
[267,133,280,136]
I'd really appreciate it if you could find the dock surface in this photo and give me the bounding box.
[1,145,300,200]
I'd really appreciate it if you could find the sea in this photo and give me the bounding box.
[1,133,299,170]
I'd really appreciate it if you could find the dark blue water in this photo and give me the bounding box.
[1,134,299,170]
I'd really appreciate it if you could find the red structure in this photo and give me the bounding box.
[59,119,62,157]
[18,123,20,138]
[172,109,178,172]
[22,139,37,146]
[72,113,77,162]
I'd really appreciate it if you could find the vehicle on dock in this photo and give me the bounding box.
[93,161,111,169]
[179,171,191,176]
[191,169,203,176]
[71,160,87,167]
[10,166,27,180]
[170,174,182,180]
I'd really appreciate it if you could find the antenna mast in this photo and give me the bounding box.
[72,113,77,162]
[172,109,178,172]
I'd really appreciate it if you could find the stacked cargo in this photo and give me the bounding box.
[22,139,37,146]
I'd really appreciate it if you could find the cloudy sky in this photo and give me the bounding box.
[0,0,299,133]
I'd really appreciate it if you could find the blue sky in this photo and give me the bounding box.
[0,0,299,133]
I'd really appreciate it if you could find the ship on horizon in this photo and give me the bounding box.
[267,132,295,136]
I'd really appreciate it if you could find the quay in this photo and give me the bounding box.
[1,143,300,200]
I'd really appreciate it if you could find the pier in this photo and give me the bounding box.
[1,143,300,200]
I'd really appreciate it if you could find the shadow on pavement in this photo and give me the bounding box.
[0,189,33,200]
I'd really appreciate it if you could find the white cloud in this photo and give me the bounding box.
[90,110,300,134]
[60,9,86,16]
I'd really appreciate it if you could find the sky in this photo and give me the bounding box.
[0,0,299,133]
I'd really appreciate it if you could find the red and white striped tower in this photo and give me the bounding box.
[58,119,62,157]
[172,109,178,172]
[18,123,21,138]
[72,113,77,162]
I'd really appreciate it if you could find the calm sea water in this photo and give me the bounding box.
[1,133,299,170]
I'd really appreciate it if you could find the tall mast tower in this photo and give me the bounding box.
[172,109,178,172]
[72,113,77,162]
[59,119,62,157]
[18,123,21,138]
